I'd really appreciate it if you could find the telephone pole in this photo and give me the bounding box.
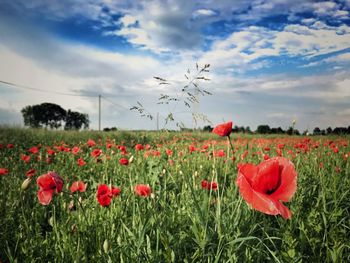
[99,94,101,131]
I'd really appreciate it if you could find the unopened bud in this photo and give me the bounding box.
[129,155,134,163]
[103,239,110,253]
[21,178,32,191]
[48,216,54,226]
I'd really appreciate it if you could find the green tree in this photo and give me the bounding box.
[21,105,41,128]
[64,110,89,130]
[21,103,90,129]
[256,125,271,134]
[21,103,66,128]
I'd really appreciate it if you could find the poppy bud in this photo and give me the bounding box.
[21,177,32,191]
[48,216,54,226]
[103,239,109,253]
[128,155,134,163]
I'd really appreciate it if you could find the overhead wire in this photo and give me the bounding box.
[0,80,98,97]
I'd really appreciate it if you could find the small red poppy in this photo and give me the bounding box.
[135,184,151,197]
[0,168,9,176]
[119,158,129,165]
[21,155,31,163]
[7,143,14,149]
[201,180,218,191]
[28,146,39,154]
[26,168,36,178]
[87,139,96,147]
[72,146,80,155]
[70,181,87,193]
[96,184,112,207]
[36,171,64,205]
[212,121,233,137]
[111,186,121,197]
[236,157,297,219]
[77,158,86,166]
[135,144,144,151]
[91,148,102,158]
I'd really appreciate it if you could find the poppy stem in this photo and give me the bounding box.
[227,135,235,154]
[63,191,88,222]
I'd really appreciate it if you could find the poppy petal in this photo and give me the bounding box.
[238,163,258,185]
[236,172,280,216]
[37,189,54,205]
[270,157,297,202]
[273,200,292,219]
[253,159,280,194]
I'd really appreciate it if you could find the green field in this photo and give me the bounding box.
[0,127,349,262]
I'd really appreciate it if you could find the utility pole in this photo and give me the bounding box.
[99,94,101,131]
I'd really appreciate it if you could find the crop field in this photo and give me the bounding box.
[0,127,349,262]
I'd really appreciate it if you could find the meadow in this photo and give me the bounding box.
[0,127,349,262]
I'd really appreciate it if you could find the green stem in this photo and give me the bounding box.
[62,191,88,222]
[227,135,235,155]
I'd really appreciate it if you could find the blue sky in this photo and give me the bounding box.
[0,0,350,131]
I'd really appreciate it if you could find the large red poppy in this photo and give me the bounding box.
[36,171,64,205]
[212,121,233,137]
[236,157,297,219]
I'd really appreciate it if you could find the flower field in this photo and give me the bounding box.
[0,127,349,262]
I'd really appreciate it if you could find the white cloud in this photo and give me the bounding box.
[192,9,217,18]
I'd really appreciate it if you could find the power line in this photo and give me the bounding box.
[101,96,130,111]
[0,80,97,97]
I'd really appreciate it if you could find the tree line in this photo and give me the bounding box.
[203,124,350,135]
[21,103,89,130]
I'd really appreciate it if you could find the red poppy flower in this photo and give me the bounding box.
[87,139,96,147]
[201,180,218,191]
[236,157,297,219]
[77,158,86,166]
[36,171,64,205]
[119,158,129,166]
[21,154,31,163]
[91,148,102,158]
[135,184,151,197]
[72,146,80,155]
[26,168,36,178]
[7,143,14,149]
[28,146,39,154]
[111,186,121,197]
[212,121,232,137]
[0,168,9,176]
[70,181,87,193]
[47,148,55,155]
[135,144,144,151]
[96,184,112,207]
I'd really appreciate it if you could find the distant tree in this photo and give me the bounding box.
[40,103,67,129]
[313,127,321,135]
[286,127,300,135]
[203,125,213,132]
[333,127,347,135]
[245,126,252,134]
[21,105,40,128]
[21,103,66,129]
[21,103,89,130]
[64,110,89,130]
[256,125,271,134]
[326,127,333,135]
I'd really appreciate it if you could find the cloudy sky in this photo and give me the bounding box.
[0,0,350,131]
